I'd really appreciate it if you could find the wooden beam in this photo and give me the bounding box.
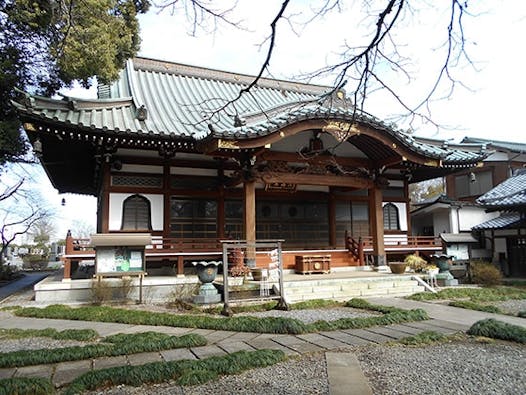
[260,172,374,189]
[259,150,372,168]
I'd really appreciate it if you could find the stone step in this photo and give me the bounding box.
[283,277,425,303]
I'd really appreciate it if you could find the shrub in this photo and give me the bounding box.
[65,349,286,394]
[448,300,502,314]
[404,254,427,272]
[398,330,446,346]
[470,262,502,286]
[467,319,526,343]
[90,280,113,304]
[0,377,53,395]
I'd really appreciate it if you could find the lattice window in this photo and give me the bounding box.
[121,195,152,230]
[383,203,400,230]
[112,175,162,188]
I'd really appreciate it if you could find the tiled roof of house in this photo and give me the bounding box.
[13,57,488,166]
[461,136,526,153]
[476,169,526,208]
[472,212,525,230]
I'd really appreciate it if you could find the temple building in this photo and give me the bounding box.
[13,57,489,279]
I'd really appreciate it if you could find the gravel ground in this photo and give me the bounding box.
[494,299,526,315]
[77,340,526,395]
[236,307,380,323]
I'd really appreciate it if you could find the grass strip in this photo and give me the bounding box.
[397,330,446,346]
[467,318,526,343]
[64,349,286,394]
[0,377,53,395]
[0,332,206,368]
[407,286,526,302]
[14,299,428,335]
[448,300,502,314]
[0,328,98,341]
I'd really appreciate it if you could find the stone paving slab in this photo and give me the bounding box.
[93,355,128,370]
[342,328,393,344]
[52,360,92,387]
[13,364,53,379]
[326,352,373,395]
[295,333,350,349]
[365,326,413,340]
[402,321,458,334]
[202,330,237,343]
[387,324,428,337]
[160,348,197,362]
[216,340,255,353]
[127,351,163,366]
[320,330,374,346]
[249,338,300,356]
[221,331,260,343]
[0,368,14,379]
[426,318,470,332]
[191,345,228,359]
[187,328,217,337]
[272,337,325,354]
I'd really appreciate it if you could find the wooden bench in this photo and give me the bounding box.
[295,255,331,274]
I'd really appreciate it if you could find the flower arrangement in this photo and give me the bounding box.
[404,254,427,272]
[229,265,251,277]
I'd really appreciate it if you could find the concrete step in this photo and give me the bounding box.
[283,277,425,303]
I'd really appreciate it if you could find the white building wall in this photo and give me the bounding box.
[433,212,451,234]
[382,202,408,232]
[458,207,499,231]
[109,193,164,231]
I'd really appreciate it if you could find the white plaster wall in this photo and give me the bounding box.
[493,237,507,261]
[109,193,164,231]
[458,207,499,231]
[382,201,408,231]
[433,212,451,234]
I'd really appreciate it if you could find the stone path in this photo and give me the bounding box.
[0,297,524,392]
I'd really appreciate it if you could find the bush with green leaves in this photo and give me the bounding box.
[0,377,53,395]
[467,319,526,343]
[408,286,526,303]
[65,349,286,394]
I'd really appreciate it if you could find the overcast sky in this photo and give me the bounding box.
[25,0,526,240]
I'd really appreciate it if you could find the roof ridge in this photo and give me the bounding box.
[132,56,331,95]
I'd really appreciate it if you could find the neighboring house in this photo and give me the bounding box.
[13,57,488,278]
[473,169,526,277]
[411,137,526,261]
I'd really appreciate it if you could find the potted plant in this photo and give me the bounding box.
[388,261,407,274]
[228,264,251,285]
[404,254,427,272]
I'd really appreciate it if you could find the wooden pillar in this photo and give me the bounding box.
[369,187,386,266]
[217,168,225,239]
[328,191,336,247]
[163,164,171,240]
[62,230,73,280]
[404,179,412,235]
[100,162,111,233]
[243,180,256,266]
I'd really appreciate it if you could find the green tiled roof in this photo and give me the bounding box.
[14,57,488,165]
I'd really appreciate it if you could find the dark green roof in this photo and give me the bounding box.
[14,57,488,167]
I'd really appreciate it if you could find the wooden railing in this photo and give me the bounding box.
[62,232,223,279]
[345,232,442,265]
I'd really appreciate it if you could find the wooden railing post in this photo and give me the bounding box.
[62,230,73,280]
[358,237,364,266]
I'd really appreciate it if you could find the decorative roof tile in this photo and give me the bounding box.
[476,170,526,208]
[472,212,525,230]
